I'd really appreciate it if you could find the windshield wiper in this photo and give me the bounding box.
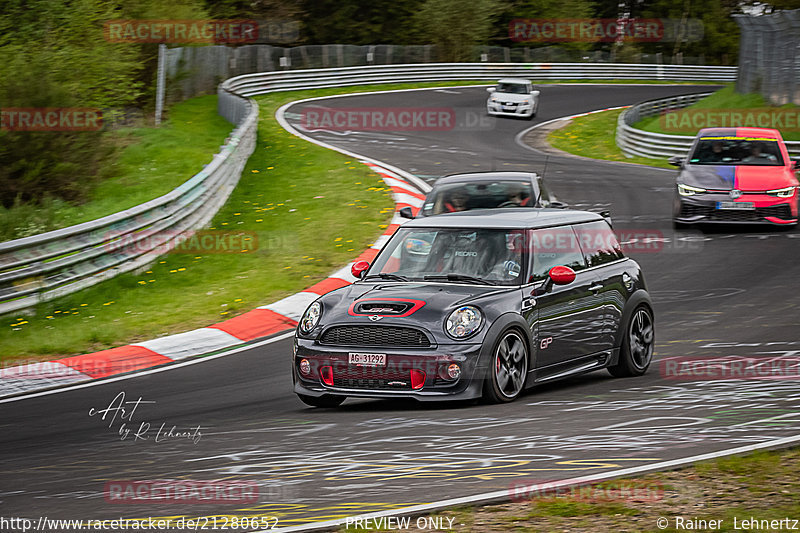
[423,274,496,285]
[364,273,411,282]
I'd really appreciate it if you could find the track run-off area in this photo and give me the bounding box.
[2,84,799,531]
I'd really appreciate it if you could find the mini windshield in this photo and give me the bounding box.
[422,180,537,215]
[368,228,528,286]
[496,83,529,94]
[689,136,784,166]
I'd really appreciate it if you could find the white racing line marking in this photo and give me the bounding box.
[0,332,295,404]
[514,105,676,172]
[266,433,800,533]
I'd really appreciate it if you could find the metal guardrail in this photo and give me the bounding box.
[1,62,736,315]
[221,63,736,97]
[616,93,800,159]
[0,94,258,315]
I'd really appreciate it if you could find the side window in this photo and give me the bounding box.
[573,221,625,268]
[528,227,586,282]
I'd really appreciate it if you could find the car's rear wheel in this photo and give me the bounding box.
[608,305,654,377]
[297,394,346,408]
[483,330,528,403]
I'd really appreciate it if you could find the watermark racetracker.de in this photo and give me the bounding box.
[298,105,495,132]
[103,19,258,44]
[660,108,800,133]
[661,355,800,381]
[509,477,664,503]
[509,18,703,43]
[1,107,145,132]
[104,229,259,255]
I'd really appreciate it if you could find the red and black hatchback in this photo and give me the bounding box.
[671,127,799,227]
[293,209,654,407]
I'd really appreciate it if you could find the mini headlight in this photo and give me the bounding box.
[446,306,482,338]
[677,183,707,196]
[766,186,796,198]
[299,301,322,333]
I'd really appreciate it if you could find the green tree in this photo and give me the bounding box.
[299,0,425,45]
[636,0,741,65]
[416,0,504,61]
[0,0,209,209]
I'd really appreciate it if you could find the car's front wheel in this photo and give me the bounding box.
[483,329,528,403]
[608,305,654,377]
[297,394,346,408]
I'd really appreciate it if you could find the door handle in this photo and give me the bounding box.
[589,283,603,293]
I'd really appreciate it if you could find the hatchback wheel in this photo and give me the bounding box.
[608,306,654,377]
[484,330,528,403]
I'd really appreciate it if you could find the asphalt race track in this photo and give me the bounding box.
[2,85,800,531]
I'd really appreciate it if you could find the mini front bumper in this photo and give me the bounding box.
[292,338,487,401]
[674,193,798,225]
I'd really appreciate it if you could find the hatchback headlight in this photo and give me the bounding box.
[766,186,796,198]
[299,301,322,333]
[677,183,707,196]
[446,306,482,338]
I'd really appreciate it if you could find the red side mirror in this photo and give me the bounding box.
[351,260,370,279]
[548,265,576,285]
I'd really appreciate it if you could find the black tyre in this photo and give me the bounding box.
[483,329,528,403]
[297,394,346,408]
[608,305,654,377]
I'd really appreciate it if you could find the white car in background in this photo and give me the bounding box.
[486,78,540,119]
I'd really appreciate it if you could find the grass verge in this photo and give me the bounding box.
[635,85,800,141]
[339,447,800,532]
[0,96,234,241]
[547,109,672,169]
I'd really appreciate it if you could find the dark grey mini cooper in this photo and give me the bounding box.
[293,209,654,407]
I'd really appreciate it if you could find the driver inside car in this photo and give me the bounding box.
[504,184,531,206]
[432,188,470,213]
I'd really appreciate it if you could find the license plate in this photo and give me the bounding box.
[503,105,516,111]
[716,201,755,210]
[348,352,386,366]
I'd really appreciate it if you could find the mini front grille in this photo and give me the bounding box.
[320,326,431,347]
[335,366,408,380]
[333,378,411,390]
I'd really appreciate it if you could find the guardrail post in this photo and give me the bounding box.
[155,44,167,127]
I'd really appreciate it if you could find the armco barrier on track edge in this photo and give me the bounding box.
[0,160,425,400]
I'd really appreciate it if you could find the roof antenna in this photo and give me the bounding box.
[536,155,549,205]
